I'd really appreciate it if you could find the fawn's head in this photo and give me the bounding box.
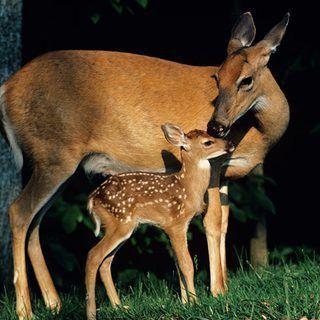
[161,123,234,164]
[208,12,290,137]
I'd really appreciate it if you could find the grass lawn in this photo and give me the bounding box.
[1,258,320,319]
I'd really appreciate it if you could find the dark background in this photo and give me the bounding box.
[19,0,320,289]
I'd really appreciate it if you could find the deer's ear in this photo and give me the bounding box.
[161,123,190,151]
[227,12,256,55]
[255,13,290,66]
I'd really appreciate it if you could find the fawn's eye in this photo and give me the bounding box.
[203,140,214,147]
[238,76,253,90]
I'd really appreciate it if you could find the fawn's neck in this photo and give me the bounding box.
[177,153,211,203]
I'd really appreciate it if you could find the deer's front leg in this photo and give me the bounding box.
[204,186,226,297]
[220,181,229,288]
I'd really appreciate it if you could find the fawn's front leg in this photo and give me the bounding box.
[166,224,197,303]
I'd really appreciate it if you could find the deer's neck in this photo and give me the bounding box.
[255,69,290,147]
[177,154,211,208]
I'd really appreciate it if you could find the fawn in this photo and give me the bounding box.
[86,123,234,319]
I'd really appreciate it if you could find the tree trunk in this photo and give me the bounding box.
[249,164,269,267]
[0,0,23,285]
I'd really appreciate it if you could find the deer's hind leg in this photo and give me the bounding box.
[9,160,78,320]
[27,175,71,313]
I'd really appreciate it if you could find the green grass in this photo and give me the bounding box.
[1,258,320,319]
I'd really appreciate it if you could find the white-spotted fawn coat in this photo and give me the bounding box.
[86,124,234,319]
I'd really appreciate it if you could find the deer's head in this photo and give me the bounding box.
[208,12,290,137]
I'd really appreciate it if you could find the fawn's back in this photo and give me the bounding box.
[88,171,200,233]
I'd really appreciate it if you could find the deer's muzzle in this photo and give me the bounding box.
[207,120,230,138]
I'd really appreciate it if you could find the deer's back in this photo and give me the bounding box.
[2,50,216,168]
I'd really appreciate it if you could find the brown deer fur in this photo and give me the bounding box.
[85,126,233,319]
[0,12,289,319]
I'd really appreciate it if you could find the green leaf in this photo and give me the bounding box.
[144,237,151,246]
[62,206,82,234]
[125,5,134,15]
[251,174,277,186]
[230,203,249,223]
[117,268,140,284]
[49,243,78,272]
[252,190,276,215]
[90,13,100,25]
[311,123,320,136]
[229,182,246,203]
[191,216,204,233]
[135,0,149,8]
[110,0,124,14]
[82,215,95,232]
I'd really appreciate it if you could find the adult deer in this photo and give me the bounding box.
[0,12,289,319]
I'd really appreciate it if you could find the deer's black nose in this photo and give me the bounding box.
[207,120,229,138]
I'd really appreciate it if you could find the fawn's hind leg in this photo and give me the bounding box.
[86,221,134,320]
[99,254,121,307]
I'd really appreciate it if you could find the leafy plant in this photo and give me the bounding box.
[47,194,94,235]
[90,0,149,23]
[109,0,149,14]
[229,174,276,223]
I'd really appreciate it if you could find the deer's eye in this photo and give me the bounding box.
[238,76,253,90]
[203,140,214,147]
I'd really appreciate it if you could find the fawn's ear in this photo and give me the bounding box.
[161,123,191,151]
